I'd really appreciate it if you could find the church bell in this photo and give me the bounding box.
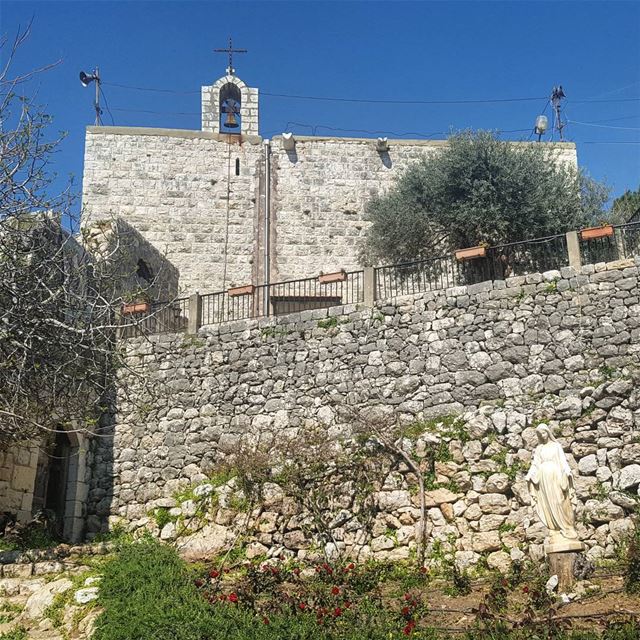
[224,108,239,129]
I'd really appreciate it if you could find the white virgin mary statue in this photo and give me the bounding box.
[526,424,584,553]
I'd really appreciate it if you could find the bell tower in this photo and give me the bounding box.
[202,38,259,136]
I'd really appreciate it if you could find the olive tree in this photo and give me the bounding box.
[361,131,609,265]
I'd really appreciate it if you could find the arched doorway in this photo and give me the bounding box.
[32,430,82,540]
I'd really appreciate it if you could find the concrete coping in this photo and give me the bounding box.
[84,126,576,149]
[85,126,263,145]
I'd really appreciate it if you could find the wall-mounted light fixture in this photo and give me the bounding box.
[376,137,389,152]
[282,132,296,151]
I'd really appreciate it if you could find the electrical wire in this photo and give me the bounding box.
[567,119,640,131]
[102,80,640,105]
[99,85,115,126]
[283,121,531,139]
[103,81,200,95]
[262,92,546,105]
[111,107,200,116]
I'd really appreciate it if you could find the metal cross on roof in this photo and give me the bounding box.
[214,37,247,76]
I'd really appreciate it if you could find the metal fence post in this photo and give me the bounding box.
[363,267,376,306]
[566,231,582,270]
[188,292,202,334]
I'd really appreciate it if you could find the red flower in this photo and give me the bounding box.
[262,617,270,625]
[224,568,230,574]
[194,579,204,588]
[331,586,340,595]
[228,593,238,603]
[209,569,219,579]
[293,568,301,576]
[334,607,342,617]
[403,621,416,635]
[404,593,411,601]
[502,579,508,587]
[402,606,410,616]
[419,566,428,574]
[523,586,529,594]
[344,601,351,609]
[299,602,307,610]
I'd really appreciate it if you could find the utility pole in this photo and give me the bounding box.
[550,85,566,141]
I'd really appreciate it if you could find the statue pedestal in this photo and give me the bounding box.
[546,540,585,592]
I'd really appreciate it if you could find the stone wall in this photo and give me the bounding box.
[0,444,39,523]
[81,126,577,294]
[81,127,263,294]
[268,137,577,282]
[88,257,640,568]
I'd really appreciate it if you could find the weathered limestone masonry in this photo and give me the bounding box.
[82,127,263,294]
[0,445,39,523]
[89,258,640,570]
[81,119,577,293]
[268,138,577,282]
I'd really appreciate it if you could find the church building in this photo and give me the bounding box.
[81,57,578,299]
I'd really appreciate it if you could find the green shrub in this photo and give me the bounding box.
[624,515,640,594]
[0,628,28,640]
[93,539,216,640]
[92,539,638,640]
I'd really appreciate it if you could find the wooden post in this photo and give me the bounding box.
[188,292,202,334]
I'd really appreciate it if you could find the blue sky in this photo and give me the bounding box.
[2,0,639,218]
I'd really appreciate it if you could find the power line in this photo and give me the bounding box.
[102,80,640,106]
[103,81,200,95]
[568,97,640,104]
[99,85,115,126]
[263,92,546,105]
[111,107,200,116]
[568,119,640,132]
[284,122,531,138]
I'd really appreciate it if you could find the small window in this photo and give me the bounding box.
[235,158,240,176]
[136,259,153,283]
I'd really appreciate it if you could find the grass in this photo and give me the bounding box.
[0,523,60,552]
[0,603,23,625]
[317,317,338,329]
[0,628,28,640]
[90,539,639,640]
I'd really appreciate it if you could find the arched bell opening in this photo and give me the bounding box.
[219,83,242,133]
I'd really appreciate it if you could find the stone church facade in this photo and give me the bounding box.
[81,69,578,297]
[0,68,582,545]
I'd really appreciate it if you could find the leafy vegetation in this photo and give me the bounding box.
[361,130,608,266]
[624,514,640,594]
[90,539,638,639]
[611,185,640,223]
[0,628,28,640]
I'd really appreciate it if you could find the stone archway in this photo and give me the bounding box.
[32,429,88,542]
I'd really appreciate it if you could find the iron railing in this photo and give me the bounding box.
[375,234,569,300]
[200,270,364,326]
[487,234,569,278]
[579,222,640,265]
[118,298,189,338]
[375,253,491,300]
[117,223,640,336]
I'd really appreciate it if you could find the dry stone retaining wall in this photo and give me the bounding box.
[89,258,640,570]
